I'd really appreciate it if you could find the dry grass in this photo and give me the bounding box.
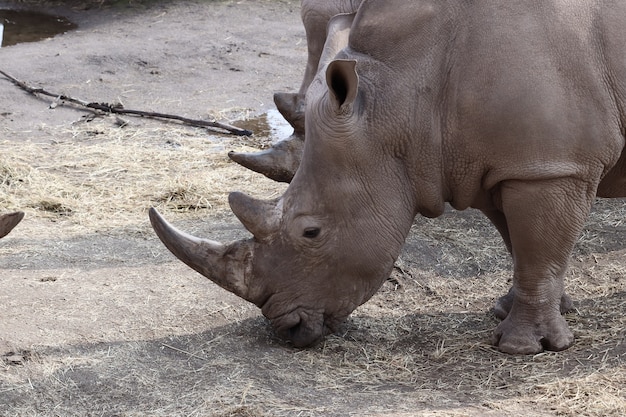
[1,0,623,413]
[1,115,625,416]
[0,115,285,235]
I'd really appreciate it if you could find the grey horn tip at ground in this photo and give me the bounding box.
[0,211,24,239]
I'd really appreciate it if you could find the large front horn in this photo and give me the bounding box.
[149,208,255,303]
[0,211,24,239]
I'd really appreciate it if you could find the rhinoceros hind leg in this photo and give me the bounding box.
[494,288,573,320]
[0,211,24,239]
[228,134,304,183]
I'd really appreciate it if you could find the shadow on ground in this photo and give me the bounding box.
[1,290,623,416]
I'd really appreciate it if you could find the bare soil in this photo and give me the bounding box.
[0,1,624,416]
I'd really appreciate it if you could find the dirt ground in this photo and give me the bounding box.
[0,1,624,416]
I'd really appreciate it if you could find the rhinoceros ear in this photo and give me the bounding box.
[228,192,280,240]
[326,59,358,110]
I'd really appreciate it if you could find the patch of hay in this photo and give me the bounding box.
[155,181,213,212]
[534,369,626,417]
[214,406,268,417]
[0,119,286,235]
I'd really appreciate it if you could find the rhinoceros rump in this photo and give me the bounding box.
[0,211,24,239]
[152,0,626,354]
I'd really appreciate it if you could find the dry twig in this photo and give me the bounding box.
[0,69,252,136]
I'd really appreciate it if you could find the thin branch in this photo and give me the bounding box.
[0,69,252,136]
[161,343,207,361]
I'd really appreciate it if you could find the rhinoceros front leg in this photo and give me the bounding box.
[494,286,573,321]
[491,178,596,354]
[481,208,573,320]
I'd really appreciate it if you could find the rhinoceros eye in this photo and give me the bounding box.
[302,227,321,239]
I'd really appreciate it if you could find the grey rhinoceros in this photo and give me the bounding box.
[151,0,626,354]
[0,211,24,238]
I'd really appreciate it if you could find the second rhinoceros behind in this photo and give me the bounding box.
[151,0,626,354]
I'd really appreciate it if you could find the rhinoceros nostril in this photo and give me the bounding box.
[288,321,303,339]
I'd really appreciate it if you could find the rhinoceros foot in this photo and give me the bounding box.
[493,303,574,354]
[228,134,304,183]
[273,92,305,135]
[494,287,573,320]
[0,211,24,239]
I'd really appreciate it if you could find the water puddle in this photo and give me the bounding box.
[0,9,77,47]
[235,108,294,142]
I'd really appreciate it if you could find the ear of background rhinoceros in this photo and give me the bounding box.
[228,192,280,240]
[325,59,358,110]
[318,14,354,72]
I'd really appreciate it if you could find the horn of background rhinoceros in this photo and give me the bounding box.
[149,208,254,302]
[273,92,305,134]
[228,192,280,240]
[227,134,303,183]
[228,91,305,183]
[0,211,24,239]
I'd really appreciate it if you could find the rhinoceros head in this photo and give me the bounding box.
[150,58,433,347]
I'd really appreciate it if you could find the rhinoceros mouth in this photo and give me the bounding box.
[263,306,329,348]
[263,302,352,348]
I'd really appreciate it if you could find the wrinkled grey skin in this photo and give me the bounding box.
[0,211,24,239]
[152,0,626,354]
[228,0,362,182]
